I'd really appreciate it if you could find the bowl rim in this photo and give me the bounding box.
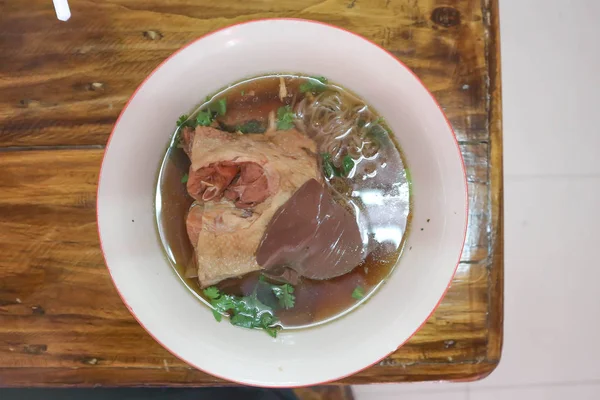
[96,17,469,387]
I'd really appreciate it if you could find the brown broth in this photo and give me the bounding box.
[155,74,411,329]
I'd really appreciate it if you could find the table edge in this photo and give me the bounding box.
[0,0,504,386]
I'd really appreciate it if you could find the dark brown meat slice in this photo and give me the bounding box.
[256,179,364,280]
[262,266,300,285]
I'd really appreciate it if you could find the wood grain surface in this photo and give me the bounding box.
[0,0,503,387]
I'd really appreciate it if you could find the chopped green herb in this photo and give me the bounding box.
[204,286,225,322]
[271,283,295,310]
[202,286,280,337]
[341,155,354,177]
[181,173,189,184]
[368,123,387,140]
[176,114,189,127]
[241,90,245,96]
[172,132,182,149]
[196,110,213,126]
[196,98,227,123]
[299,76,329,93]
[173,115,196,148]
[236,120,265,134]
[176,114,196,129]
[263,326,278,338]
[230,313,256,328]
[212,309,222,322]
[218,120,265,134]
[352,286,365,300]
[276,105,296,130]
[203,286,220,300]
[321,153,340,179]
[259,313,279,338]
[215,98,227,116]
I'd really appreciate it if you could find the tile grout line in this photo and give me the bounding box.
[469,379,600,392]
[351,386,471,396]
[505,173,600,179]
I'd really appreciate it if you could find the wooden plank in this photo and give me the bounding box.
[0,0,489,147]
[0,363,497,387]
[484,0,504,364]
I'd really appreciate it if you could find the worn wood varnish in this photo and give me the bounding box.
[0,0,502,386]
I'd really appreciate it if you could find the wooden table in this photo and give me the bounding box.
[0,0,503,387]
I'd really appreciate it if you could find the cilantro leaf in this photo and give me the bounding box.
[203,286,220,300]
[176,114,189,127]
[260,312,277,327]
[341,155,354,177]
[204,98,227,116]
[196,110,213,126]
[368,123,387,140]
[181,173,189,184]
[212,294,238,313]
[299,76,329,93]
[212,309,222,322]
[352,286,365,300]
[264,326,278,338]
[322,153,340,179]
[202,285,280,337]
[236,120,265,134]
[271,283,295,309]
[172,132,182,149]
[260,313,278,338]
[276,105,296,130]
[203,287,226,321]
[176,114,196,129]
[230,313,256,329]
[215,98,227,116]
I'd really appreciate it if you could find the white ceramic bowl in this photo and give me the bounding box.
[97,19,468,387]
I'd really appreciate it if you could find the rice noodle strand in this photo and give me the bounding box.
[294,90,379,166]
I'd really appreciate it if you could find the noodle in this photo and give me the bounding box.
[294,90,381,164]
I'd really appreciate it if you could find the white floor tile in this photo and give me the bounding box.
[469,383,600,400]
[473,176,600,387]
[353,384,467,400]
[501,0,600,176]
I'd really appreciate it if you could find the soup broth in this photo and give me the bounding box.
[156,74,411,331]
